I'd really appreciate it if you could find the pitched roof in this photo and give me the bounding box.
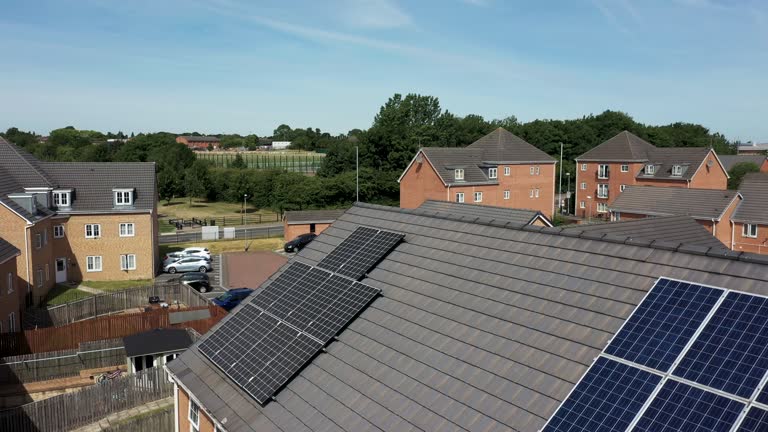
[417,200,552,226]
[167,203,768,432]
[181,136,220,142]
[719,154,767,171]
[405,129,554,186]
[284,209,348,224]
[733,173,768,224]
[561,215,726,249]
[466,128,555,163]
[609,186,740,220]
[0,237,20,265]
[123,328,193,358]
[40,162,156,212]
[576,131,656,161]
[639,147,714,181]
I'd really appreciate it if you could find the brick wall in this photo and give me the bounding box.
[713,197,740,246]
[284,222,332,242]
[688,150,728,190]
[177,386,217,432]
[575,162,644,219]
[0,257,20,332]
[733,222,768,254]
[399,154,449,209]
[54,213,156,281]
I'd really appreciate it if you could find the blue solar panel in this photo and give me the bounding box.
[756,385,768,405]
[542,357,661,432]
[632,379,744,432]
[605,278,723,371]
[673,292,768,398]
[736,407,768,432]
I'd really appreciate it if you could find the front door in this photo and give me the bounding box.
[55,258,67,283]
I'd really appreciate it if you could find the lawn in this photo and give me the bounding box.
[44,284,93,306]
[159,197,279,221]
[160,238,283,256]
[81,279,153,292]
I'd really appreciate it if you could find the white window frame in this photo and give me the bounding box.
[454,169,464,181]
[503,190,510,200]
[7,273,13,294]
[597,203,608,213]
[35,233,42,249]
[529,189,534,198]
[743,224,758,238]
[119,223,135,237]
[529,166,535,175]
[645,164,655,175]
[54,225,65,238]
[474,192,483,203]
[35,269,43,288]
[535,166,540,175]
[597,184,609,199]
[121,254,137,271]
[534,188,540,198]
[488,168,497,179]
[581,163,587,171]
[455,192,464,203]
[85,224,101,239]
[672,165,683,176]
[621,164,629,172]
[52,190,71,208]
[580,201,586,209]
[86,256,102,272]
[189,399,200,431]
[114,189,134,206]
[597,164,609,179]
[614,212,621,221]
[504,166,510,176]
[580,182,587,190]
[620,184,626,192]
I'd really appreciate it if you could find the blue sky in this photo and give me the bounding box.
[1,0,766,140]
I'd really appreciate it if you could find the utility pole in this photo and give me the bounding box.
[356,145,359,202]
[558,142,563,215]
[242,194,248,226]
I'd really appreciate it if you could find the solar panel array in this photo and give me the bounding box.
[543,278,768,432]
[318,227,404,280]
[199,227,403,405]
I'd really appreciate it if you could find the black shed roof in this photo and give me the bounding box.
[124,328,192,358]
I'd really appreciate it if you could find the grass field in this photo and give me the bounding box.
[160,238,283,256]
[44,284,93,306]
[197,151,324,172]
[82,279,153,292]
[158,197,281,228]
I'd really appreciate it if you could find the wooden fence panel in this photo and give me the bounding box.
[0,367,173,432]
[104,405,174,432]
[0,305,225,357]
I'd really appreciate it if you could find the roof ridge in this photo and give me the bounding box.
[353,202,768,265]
[1,139,54,187]
[422,199,541,214]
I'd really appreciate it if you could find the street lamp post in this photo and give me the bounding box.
[566,172,571,215]
[242,194,248,226]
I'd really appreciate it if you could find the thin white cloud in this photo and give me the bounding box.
[591,0,632,35]
[338,0,412,29]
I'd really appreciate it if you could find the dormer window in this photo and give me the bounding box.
[52,189,72,209]
[645,164,655,175]
[671,165,683,176]
[488,168,497,179]
[113,188,134,206]
[454,169,464,181]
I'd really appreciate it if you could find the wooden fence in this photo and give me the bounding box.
[0,339,125,384]
[0,305,225,357]
[27,283,209,328]
[104,405,174,432]
[0,367,174,432]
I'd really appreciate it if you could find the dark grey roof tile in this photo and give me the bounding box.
[609,186,739,220]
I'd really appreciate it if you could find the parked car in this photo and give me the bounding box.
[164,257,212,274]
[284,233,316,253]
[162,251,211,267]
[212,288,252,311]
[181,247,212,260]
[178,272,211,293]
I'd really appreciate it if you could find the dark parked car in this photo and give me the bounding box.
[178,272,211,293]
[284,233,317,253]
[212,288,252,311]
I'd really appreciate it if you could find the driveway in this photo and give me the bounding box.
[224,251,288,289]
[156,254,225,301]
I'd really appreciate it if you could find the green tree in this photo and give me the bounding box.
[230,154,248,169]
[728,162,761,189]
[184,160,211,205]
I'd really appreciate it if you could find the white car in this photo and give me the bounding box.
[164,257,212,274]
[181,247,211,260]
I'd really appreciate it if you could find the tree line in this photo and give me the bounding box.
[1,93,745,213]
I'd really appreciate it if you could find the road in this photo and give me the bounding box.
[159,224,283,245]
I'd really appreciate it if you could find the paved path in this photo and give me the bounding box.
[72,396,174,432]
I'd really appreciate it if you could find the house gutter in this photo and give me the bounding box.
[174,381,180,432]
[731,219,735,251]
[24,224,31,301]
[712,218,717,237]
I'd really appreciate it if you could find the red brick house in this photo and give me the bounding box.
[575,131,728,220]
[608,186,741,247]
[176,136,220,151]
[732,173,768,254]
[283,209,346,242]
[0,238,21,333]
[398,128,557,218]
